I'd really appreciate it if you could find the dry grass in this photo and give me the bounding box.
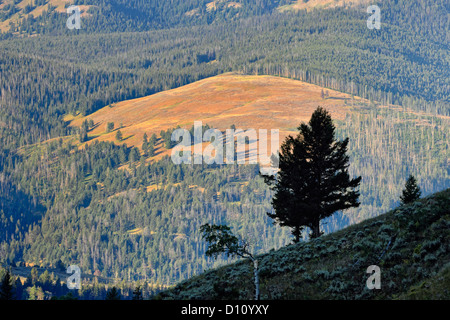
[70,73,361,161]
[127,228,143,235]
[278,0,371,12]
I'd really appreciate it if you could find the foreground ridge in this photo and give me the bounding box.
[159,188,450,300]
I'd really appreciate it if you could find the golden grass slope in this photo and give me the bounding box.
[278,0,372,12]
[70,73,359,159]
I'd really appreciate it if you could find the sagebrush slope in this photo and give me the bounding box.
[159,188,450,300]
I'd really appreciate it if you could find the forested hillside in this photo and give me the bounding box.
[0,0,292,34]
[1,0,448,149]
[0,0,448,298]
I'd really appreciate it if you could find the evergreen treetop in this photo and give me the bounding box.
[400,174,421,204]
[0,270,14,300]
[106,286,121,300]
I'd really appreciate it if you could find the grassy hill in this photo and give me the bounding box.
[67,73,448,186]
[69,72,446,158]
[69,73,359,156]
[279,0,370,12]
[158,188,450,300]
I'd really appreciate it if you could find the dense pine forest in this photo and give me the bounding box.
[0,0,449,299]
[1,0,293,36]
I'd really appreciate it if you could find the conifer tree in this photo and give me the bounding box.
[147,142,155,157]
[150,133,157,145]
[107,122,115,133]
[116,130,123,141]
[0,270,14,300]
[400,174,421,204]
[142,133,149,155]
[132,286,143,300]
[263,107,361,241]
[105,286,121,300]
[79,120,88,143]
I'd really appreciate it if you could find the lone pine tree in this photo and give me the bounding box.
[116,129,123,141]
[142,133,149,156]
[263,107,361,241]
[106,122,114,133]
[400,174,421,204]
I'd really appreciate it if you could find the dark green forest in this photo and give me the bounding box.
[0,0,449,299]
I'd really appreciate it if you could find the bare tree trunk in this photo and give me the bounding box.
[292,226,301,243]
[311,220,321,239]
[253,258,259,300]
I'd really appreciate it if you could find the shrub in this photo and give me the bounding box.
[384,251,402,263]
[314,270,330,279]
[352,242,364,250]
[424,253,437,263]
[391,237,407,250]
[326,279,348,295]
[294,266,306,273]
[302,273,313,282]
[378,224,395,234]
[355,231,364,238]
[329,267,347,280]
[326,245,338,254]
[412,252,421,261]
[431,219,450,231]
[421,239,441,254]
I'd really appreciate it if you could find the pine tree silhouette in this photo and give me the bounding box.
[106,286,121,300]
[0,270,14,300]
[132,286,143,300]
[263,106,361,241]
[400,174,421,204]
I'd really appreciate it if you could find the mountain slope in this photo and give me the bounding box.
[0,0,292,35]
[158,188,450,300]
[0,0,94,32]
[69,72,448,155]
[69,73,358,154]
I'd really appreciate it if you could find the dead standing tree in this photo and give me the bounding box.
[200,224,260,300]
